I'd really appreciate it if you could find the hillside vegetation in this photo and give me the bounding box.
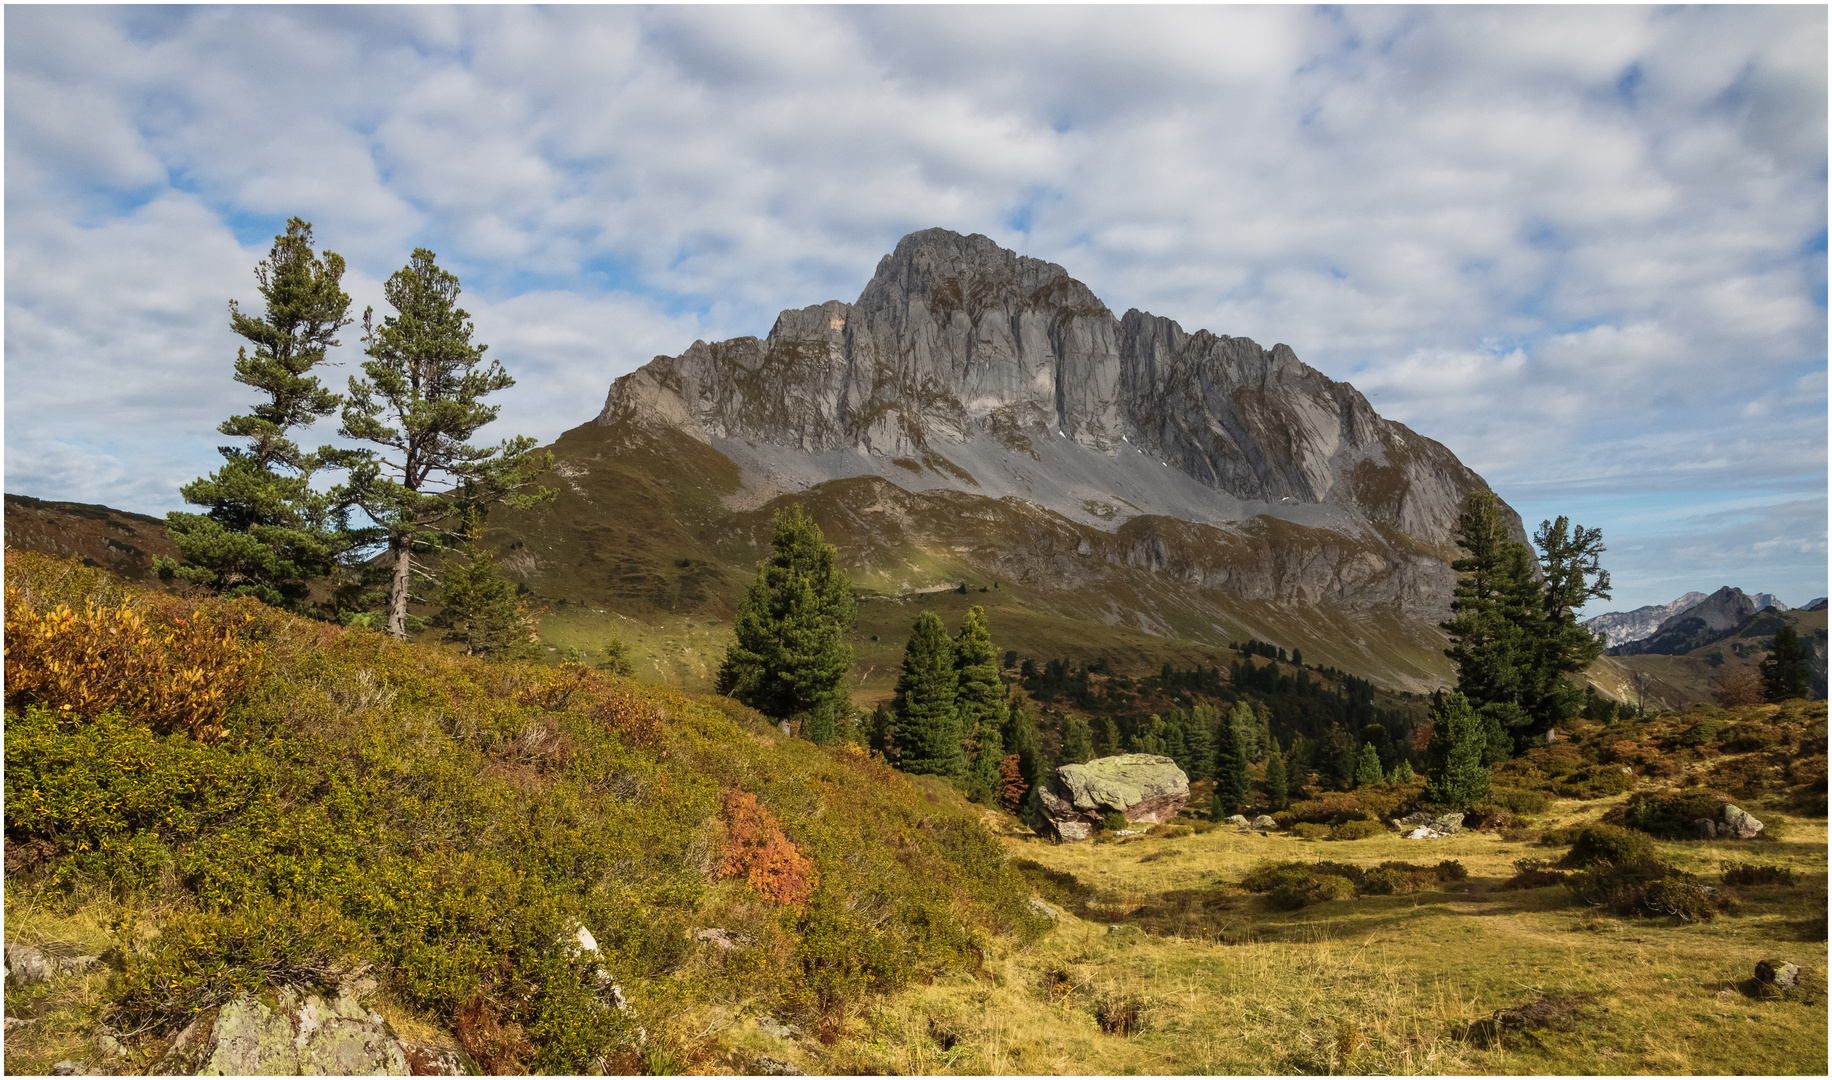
[6,548,1827,1076]
[2,550,1043,1074]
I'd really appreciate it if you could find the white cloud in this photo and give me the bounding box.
[3,4,1823,604]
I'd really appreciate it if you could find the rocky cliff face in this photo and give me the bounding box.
[596,230,1518,638]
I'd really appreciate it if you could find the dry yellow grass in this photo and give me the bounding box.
[731,797,1828,1076]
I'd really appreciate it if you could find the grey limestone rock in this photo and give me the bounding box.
[1251,815,1279,830]
[1721,805,1764,840]
[595,229,1520,639]
[1038,754,1188,842]
[147,986,409,1075]
[4,942,101,987]
[1689,817,1718,840]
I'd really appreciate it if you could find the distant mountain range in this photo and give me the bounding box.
[1587,586,1801,656]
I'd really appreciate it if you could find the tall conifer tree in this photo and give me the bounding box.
[892,611,961,774]
[953,605,1003,762]
[1263,736,1289,809]
[1353,743,1384,789]
[1760,624,1811,702]
[717,504,857,741]
[340,249,551,640]
[159,218,367,610]
[1059,714,1094,765]
[1212,712,1251,814]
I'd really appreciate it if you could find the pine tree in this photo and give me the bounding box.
[1442,491,1538,713]
[1353,742,1384,789]
[597,638,637,678]
[1212,714,1251,813]
[340,249,552,640]
[1760,624,1811,702]
[1321,723,1359,791]
[1131,714,1169,755]
[965,721,1003,804]
[891,611,961,775]
[1178,707,1214,780]
[1424,692,1491,809]
[1059,713,1094,765]
[1263,736,1289,809]
[158,219,368,611]
[1000,694,1046,818]
[1523,516,1611,730]
[1390,759,1415,784]
[432,543,537,660]
[716,504,857,743]
[953,605,1003,768]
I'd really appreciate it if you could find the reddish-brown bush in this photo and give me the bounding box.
[998,754,1029,812]
[716,790,818,906]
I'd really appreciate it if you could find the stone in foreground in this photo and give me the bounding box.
[149,986,409,1075]
[1037,754,1188,842]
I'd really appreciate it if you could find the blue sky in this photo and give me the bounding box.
[5,4,1826,616]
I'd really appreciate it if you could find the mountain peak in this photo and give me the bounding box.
[597,228,1507,556]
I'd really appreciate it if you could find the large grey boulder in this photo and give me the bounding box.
[1721,805,1765,840]
[1037,754,1188,842]
[148,986,409,1075]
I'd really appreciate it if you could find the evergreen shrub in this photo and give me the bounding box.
[1557,823,1658,868]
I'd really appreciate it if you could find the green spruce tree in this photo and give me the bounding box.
[1263,736,1289,809]
[1212,711,1251,814]
[1760,624,1811,702]
[965,720,1004,804]
[1059,713,1094,765]
[1353,742,1384,789]
[891,611,961,774]
[340,248,552,640]
[1000,694,1047,819]
[1178,707,1214,780]
[158,219,368,611]
[1423,692,1491,809]
[1390,759,1415,784]
[716,504,857,743]
[953,605,1004,771]
[432,542,536,660]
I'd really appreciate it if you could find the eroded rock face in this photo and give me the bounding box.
[1038,754,1188,842]
[597,229,1520,627]
[148,986,409,1076]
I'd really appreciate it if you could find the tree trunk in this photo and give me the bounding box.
[386,536,413,641]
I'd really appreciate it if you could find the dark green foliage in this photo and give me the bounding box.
[1263,737,1289,810]
[1721,863,1799,887]
[432,545,537,660]
[1330,819,1383,840]
[1762,625,1811,702]
[1616,789,1731,838]
[1499,858,1569,891]
[340,248,552,639]
[1441,493,1611,745]
[964,717,1003,805]
[891,612,961,775]
[1557,823,1658,868]
[158,219,368,612]
[1319,722,1358,791]
[597,638,637,678]
[1212,706,1251,813]
[1424,692,1491,809]
[1176,708,1214,781]
[1565,859,1733,922]
[1389,759,1414,784]
[716,505,857,743]
[1059,713,1093,766]
[1353,743,1383,789]
[1477,703,1517,764]
[1099,810,1130,832]
[1237,858,1466,909]
[952,605,1002,741]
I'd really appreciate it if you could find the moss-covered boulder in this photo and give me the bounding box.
[1038,754,1188,842]
[148,986,409,1075]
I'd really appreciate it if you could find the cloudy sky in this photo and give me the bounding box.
[6,4,1826,615]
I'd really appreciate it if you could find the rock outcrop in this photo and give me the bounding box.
[148,986,409,1076]
[1037,754,1188,842]
[596,229,1520,631]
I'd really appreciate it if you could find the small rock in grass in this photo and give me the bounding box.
[754,1054,805,1075]
[1755,959,1800,990]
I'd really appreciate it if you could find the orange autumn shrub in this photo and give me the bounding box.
[717,790,817,906]
[4,586,262,742]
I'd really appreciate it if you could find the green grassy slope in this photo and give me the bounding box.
[487,422,1459,695]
